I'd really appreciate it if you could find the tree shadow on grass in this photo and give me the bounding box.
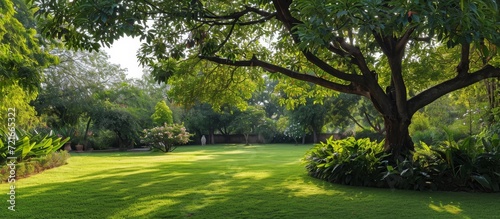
[5,148,500,219]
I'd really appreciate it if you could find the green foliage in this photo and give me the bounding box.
[284,123,306,144]
[354,129,385,142]
[33,0,500,156]
[141,123,192,153]
[409,111,431,134]
[90,130,117,150]
[229,106,267,144]
[384,133,500,192]
[303,137,389,187]
[305,132,500,192]
[0,84,40,130]
[255,117,278,143]
[1,151,70,182]
[34,50,128,128]
[91,107,140,149]
[166,60,261,110]
[0,0,57,93]
[0,128,69,163]
[151,100,173,125]
[411,128,445,145]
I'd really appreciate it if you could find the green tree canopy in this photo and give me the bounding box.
[34,50,128,128]
[1,0,56,92]
[32,0,500,158]
[151,100,173,125]
[229,106,266,145]
[0,0,58,130]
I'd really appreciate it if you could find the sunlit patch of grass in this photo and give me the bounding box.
[429,202,463,214]
[280,177,345,197]
[1,144,499,219]
[233,171,271,180]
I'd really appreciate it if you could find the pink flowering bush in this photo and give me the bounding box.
[141,123,192,152]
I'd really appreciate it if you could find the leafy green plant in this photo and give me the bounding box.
[303,137,389,187]
[305,133,500,192]
[141,123,192,153]
[1,151,70,182]
[0,128,69,163]
[384,131,500,192]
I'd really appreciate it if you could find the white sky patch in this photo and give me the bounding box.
[104,36,144,79]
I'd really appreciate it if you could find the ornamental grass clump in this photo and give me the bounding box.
[141,123,192,153]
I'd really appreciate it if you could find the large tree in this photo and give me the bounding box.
[34,50,128,128]
[1,0,56,92]
[32,0,500,158]
[0,0,58,130]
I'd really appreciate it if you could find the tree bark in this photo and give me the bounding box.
[311,127,319,143]
[383,115,414,160]
[244,133,250,145]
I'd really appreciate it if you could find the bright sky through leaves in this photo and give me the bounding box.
[104,36,143,79]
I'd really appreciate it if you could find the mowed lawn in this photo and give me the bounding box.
[1,144,499,219]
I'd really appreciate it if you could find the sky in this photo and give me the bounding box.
[104,36,144,79]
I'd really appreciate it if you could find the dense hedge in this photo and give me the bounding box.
[303,133,500,192]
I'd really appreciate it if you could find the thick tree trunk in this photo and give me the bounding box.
[383,116,414,160]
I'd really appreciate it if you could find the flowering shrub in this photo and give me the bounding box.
[141,123,192,152]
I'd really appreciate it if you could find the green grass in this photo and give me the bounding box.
[1,144,499,218]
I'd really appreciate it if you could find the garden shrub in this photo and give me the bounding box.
[304,132,500,192]
[411,128,442,145]
[0,128,69,163]
[141,123,192,152]
[16,163,26,178]
[303,137,389,187]
[1,151,70,183]
[409,111,430,134]
[91,130,117,150]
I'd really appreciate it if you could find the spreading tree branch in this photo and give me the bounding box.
[271,1,364,82]
[199,55,367,96]
[409,65,500,115]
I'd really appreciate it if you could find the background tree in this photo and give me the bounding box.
[0,0,57,130]
[90,106,140,150]
[1,0,56,92]
[183,103,225,144]
[34,49,162,149]
[33,0,500,159]
[151,100,174,125]
[34,50,128,128]
[229,106,266,145]
[284,122,307,145]
[288,98,330,143]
